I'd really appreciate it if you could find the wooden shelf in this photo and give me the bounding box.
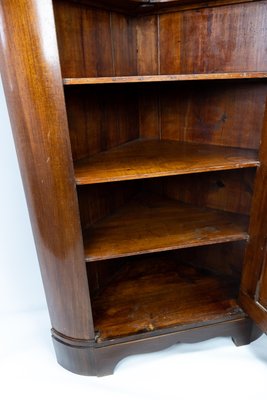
[75,139,259,185]
[92,254,244,342]
[84,192,249,261]
[64,72,267,85]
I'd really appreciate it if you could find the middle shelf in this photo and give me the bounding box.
[74,139,259,185]
[83,191,249,262]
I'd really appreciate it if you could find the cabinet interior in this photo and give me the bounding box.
[53,0,267,342]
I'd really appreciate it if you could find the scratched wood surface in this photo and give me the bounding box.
[92,253,242,341]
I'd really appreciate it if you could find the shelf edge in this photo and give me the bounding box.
[64,72,267,85]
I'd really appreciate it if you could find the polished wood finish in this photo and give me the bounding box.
[53,317,259,376]
[1,0,267,377]
[64,72,267,85]
[74,139,259,184]
[0,0,94,340]
[239,100,267,331]
[84,192,249,261]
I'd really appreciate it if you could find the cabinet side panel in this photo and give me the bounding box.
[0,0,94,340]
[239,99,267,332]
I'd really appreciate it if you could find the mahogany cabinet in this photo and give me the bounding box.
[1,0,267,376]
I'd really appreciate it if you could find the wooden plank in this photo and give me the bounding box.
[159,1,267,74]
[136,15,159,75]
[54,2,114,78]
[63,72,267,84]
[110,12,138,76]
[74,139,259,184]
[65,86,139,161]
[139,87,161,139]
[160,81,266,149]
[92,254,243,341]
[84,192,249,261]
[160,168,255,215]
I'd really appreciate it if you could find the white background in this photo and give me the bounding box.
[1,74,267,400]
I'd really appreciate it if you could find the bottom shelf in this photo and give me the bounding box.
[91,253,244,342]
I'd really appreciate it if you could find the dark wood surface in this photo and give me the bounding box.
[74,139,259,184]
[239,97,267,330]
[55,1,267,78]
[2,0,267,377]
[77,168,254,234]
[0,0,94,340]
[66,81,266,164]
[142,81,266,150]
[53,317,258,376]
[64,72,267,85]
[61,0,261,16]
[54,1,138,79]
[84,192,249,261]
[159,1,267,75]
[65,85,139,161]
[91,254,243,341]
[160,169,255,216]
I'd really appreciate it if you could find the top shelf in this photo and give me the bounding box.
[63,72,267,85]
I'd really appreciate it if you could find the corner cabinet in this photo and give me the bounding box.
[1,0,267,376]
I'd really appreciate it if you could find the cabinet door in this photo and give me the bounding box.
[239,113,267,332]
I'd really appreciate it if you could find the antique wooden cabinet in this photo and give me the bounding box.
[1,0,267,376]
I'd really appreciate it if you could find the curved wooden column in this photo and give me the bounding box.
[0,0,94,341]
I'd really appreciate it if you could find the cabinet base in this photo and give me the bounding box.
[52,317,261,376]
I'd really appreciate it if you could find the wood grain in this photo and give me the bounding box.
[54,1,113,78]
[84,192,249,261]
[54,1,138,78]
[159,1,267,74]
[159,81,266,149]
[77,181,139,228]
[65,85,139,160]
[179,242,246,279]
[239,98,267,326]
[0,0,94,340]
[57,1,267,79]
[152,168,256,215]
[2,0,267,377]
[92,254,243,341]
[63,72,267,85]
[74,139,259,184]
